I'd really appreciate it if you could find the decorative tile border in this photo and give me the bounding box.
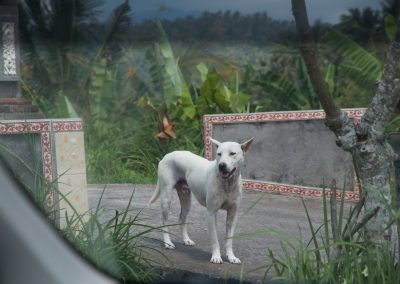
[0,121,49,133]
[0,119,84,134]
[243,180,359,201]
[52,120,84,132]
[203,109,364,200]
[0,119,84,213]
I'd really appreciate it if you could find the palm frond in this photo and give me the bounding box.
[339,64,377,90]
[324,28,382,86]
[93,0,131,62]
[255,70,306,110]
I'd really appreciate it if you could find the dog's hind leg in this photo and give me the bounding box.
[176,180,195,246]
[159,180,176,249]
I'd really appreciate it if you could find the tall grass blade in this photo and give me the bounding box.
[337,183,346,235]
[330,180,338,242]
[301,199,322,271]
[322,187,330,259]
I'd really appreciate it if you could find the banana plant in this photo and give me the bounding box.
[251,50,319,111]
[194,63,250,115]
[143,20,196,120]
[324,28,383,92]
[323,27,400,133]
[87,58,119,137]
[135,20,251,140]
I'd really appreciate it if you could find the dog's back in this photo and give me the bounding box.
[159,151,210,172]
[149,151,213,205]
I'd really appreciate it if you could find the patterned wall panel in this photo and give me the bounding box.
[0,6,19,81]
[203,109,364,201]
[0,119,88,223]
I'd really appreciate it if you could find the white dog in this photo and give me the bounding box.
[148,137,254,264]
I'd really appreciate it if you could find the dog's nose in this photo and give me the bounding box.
[218,163,227,171]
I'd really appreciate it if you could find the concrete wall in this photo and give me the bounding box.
[209,116,356,192]
[0,119,89,227]
[0,133,43,195]
[203,109,365,201]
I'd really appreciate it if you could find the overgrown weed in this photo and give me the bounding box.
[60,188,170,283]
[238,186,400,284]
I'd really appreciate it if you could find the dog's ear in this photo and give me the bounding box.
[210,138,221,148]
[241,137,254,153]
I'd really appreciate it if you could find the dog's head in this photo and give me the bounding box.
[210,138,254,180]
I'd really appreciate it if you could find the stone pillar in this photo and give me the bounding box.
[0,0,41,119]
[0,2,89,225]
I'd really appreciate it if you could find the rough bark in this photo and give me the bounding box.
[362,29,400,136]
[291,0,400,243]
[346,27,400,242]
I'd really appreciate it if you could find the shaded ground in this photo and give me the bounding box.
[87,184,351,282]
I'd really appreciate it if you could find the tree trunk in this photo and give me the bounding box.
[291,0,400,243]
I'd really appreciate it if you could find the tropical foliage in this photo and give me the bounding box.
[239,188,400,283]
[19,0,397,182]
[61,190,166,283]
[15,0,400,282]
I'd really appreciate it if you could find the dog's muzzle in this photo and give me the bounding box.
[219,163,236,179]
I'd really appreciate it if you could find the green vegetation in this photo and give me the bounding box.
[18,1,398,184]
[131,10,297,45]
[61,189,166,283]
[238,187,400,283]
[0,139,165,283]
[14,1,400,282]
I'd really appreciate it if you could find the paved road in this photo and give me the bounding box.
[87,184,351,282]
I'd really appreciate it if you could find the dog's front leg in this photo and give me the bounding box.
[226,205,241,264]
[207,211,223,264]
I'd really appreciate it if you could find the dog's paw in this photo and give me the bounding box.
[210,255,223,264]
[227,255,241,264]
[183,238,195,246]
[164,242,176,250]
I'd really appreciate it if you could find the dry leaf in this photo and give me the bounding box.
[157,113,176,139]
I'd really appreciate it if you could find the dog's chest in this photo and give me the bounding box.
[218,189,240,210]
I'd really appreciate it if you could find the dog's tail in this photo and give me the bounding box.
[148,182,160,205]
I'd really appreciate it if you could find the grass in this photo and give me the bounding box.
[2,143,168,283]
[258,233,399,283]
[59,188,170,283]
[237,186,400,284]
[5,126,400,283]
[86,119,203,184]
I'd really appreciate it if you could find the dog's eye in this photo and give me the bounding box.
[230,152,236,156]
[217,153,222,156]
